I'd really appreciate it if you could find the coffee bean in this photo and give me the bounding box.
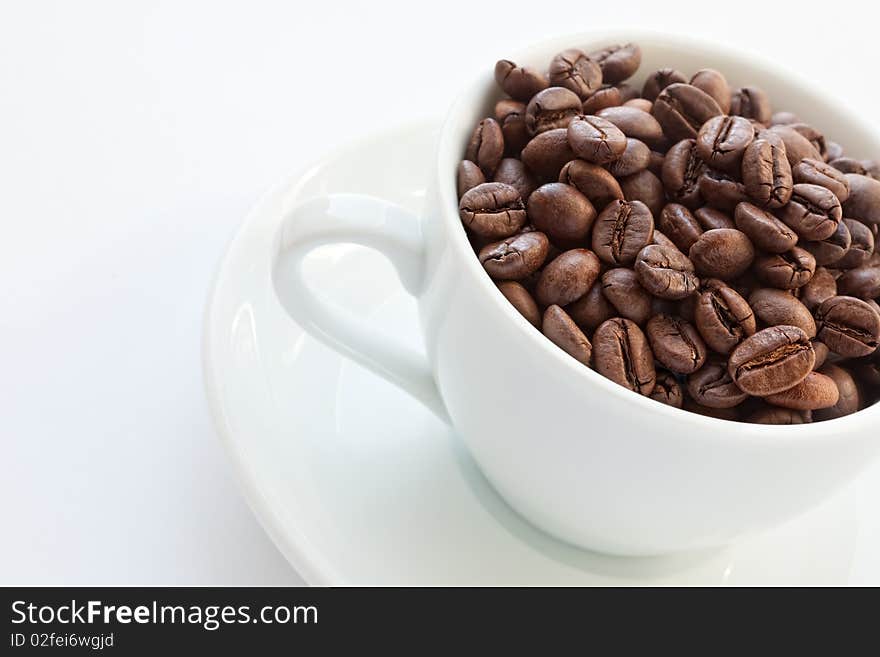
[494,60,549,101]
[624,98,653,113]
[802,220,852,266]
[730,86,772,125]
[592,199,654,265]
[642,68,688,102]
[457,160,485,198]
[688,360,749,408]
[798,267,838,311]
[494,99,530,156]
[565,280,613,330]
[792,158,850,204]
[753,247,816,290]
[651,230,680,251]
[466,118,504,177]
[543,305,593,366]
[581,86,622,114]
[559,159,624,209]
[659,203,703,252]
[528,182,597,243]
[764,371,839,411]
[459,182,527,238]
[648,150,666,177]
[696,115,754,173]
[479,231,550,280]
[601,268,653,325]
[728,325,815,396]
[535,248,600,307]
[777,183,842,241]
[497,281,541,327]
[814,363,861,420]
[615,83,641,103]
[748,405,811,424]
[683,399,740,420]
[787,123,827,160]
[619,169,665,218]
[698,169,749,212]
[606,138,651,178]
[694,207,735,231]
[838,266,880,300]
[734,202,798,253]
[741,134,793,209]
[593,317,656,395]
[493,157,539,201]
[567,114,627,164]
[650,370,684,408]
[854,351,880,387]
[596,106,665,150]
[812,340,829,370]
[588,43,641,85]
[653,83,723,143]
[690,69,731,113]
[843,174,880,225]
[749,288,817,337]
[635,244,700,300]
[646,314,707,374]
[521,128,576,181]
[694,279,756,354]
[766,125,822,167]
[525,87,582,136]
[549,49,602,99]
[835,218,875,269]
[689,228,755,280]
[815,295,880,357]
[662,139,706,208]
[830,157,867,176]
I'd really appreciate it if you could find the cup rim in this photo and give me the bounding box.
[435,28,880,442]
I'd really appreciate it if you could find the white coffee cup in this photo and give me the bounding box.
[272,30,880,556]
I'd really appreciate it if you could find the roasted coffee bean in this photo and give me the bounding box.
[528,182,597,243]
[619,169,665,218]
[601,268,653,325]
[493,157,539,201]
[521,128,576,181]
[799,267,838,311]
[494,60,549,101]
[830,157,867,175]
[642,68,688,102]
[559,159,624,209]
[635,244,700,300]
[815,363,861,420]
[549,49,602,99]
[497,281,540,327]
[694,207,735,231]
[615,83,641,103]
[843,174,880,225]
[588,43,641,85]
[582,86,622,114]
[766,125,822,167]
[770,111,800,126]
[525,87,582,136]
[815,295,880,357]
[593,317,657,396]
[730,86,772,125]
[646,314,707,374]
[457,160,485,198]
[494,99,530,156]
[565,280,613,330]
[698,168,749,212]
[777,183,842,241]
[838,266,880,300]
[690,69,731,114]
[687,360,749,409]
[465,118,504,177]
[662,139,706,208]
[479,231,550,280]
[592,199,654,265]
[689,228,755,280]
[650,370,684,408]
[535,249,601,307]
[606,138,651,178]
[459,182,527,238]
[659,203,703,252]
[741,135,793,209]
[734,202,798,253]
[567,114,627,164]
[812,340,829,370]
[624,98,653,113]
[753,247,816,290]
[695,279,756,354]
[802,220,852,266]
[835,219,875,269]
[683,399,740,420]
[728,325,815,396]
[749,288,816,337]
[653,83,723,143]
[648,150,665,177]
[542,305,592,366]
[748,405,811,424]
[596,106,665,150]
[652,230,680,251]
[792,158,850,204]
[787,123,827,160]
[696,115,754,173]
[765,372,839,410]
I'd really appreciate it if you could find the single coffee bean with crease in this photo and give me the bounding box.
[588,43,642,84]
[764,372,839,411]
[601,268,654,325]
[606,138,651,178]
[635,244,700,300]
[542,305,593,366]
[521,128,576,181]
[734,202,798,253]
[696,115,754,173]
[687,360,749,409]
[642,68,688,102]
[741,134,793,209]
[749,288,817,337]
[497,281,541,327]
[689,228,755,280]
[653,83,723,143]
[835,219,874,269]
[459,182,527,238]
[815,295,880,357]
[694,279,756,354]
[690,69,731,113]
[777,183,842,241]
[815,363,861,421]
[559,159,624,209]
[596,106,665,150]
[658,203,703,252]
[493,157,538,201]
[753,247,816,290]
[565,280,613,331]
[535,248,602,307]
[838,266,880,300]
[582,86,622,114]
[646,314,707,374]
[650,370,685,408]
[478,231,550,280]
[593,317,656,394]
[494,60,549,101]
[802,220,852,266]
[792,159,850,204]
[730,86,772,125]
[457,160,485,198]
[567,114,628,164]
[494,99,530,156]
[549,48,602,99]
[695,207,735,231]
[698,168,749,212]
[798,267,838,311]
[465,118,505,177]
[728,325,815,396]
[662,139,706,209]
[591,199,654,266]
[843,174,880,225]
[528,182,597,243]
[525,87,583,136]
[619,169,665,218]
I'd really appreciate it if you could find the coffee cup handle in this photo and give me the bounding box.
[272,193,450,424]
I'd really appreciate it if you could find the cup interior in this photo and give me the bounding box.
[436,30,880,436]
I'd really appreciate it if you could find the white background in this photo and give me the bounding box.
[1,0,878,584]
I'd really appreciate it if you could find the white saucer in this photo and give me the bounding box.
[204,121,880,585]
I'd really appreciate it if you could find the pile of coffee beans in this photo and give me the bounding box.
[458,43,880,424]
